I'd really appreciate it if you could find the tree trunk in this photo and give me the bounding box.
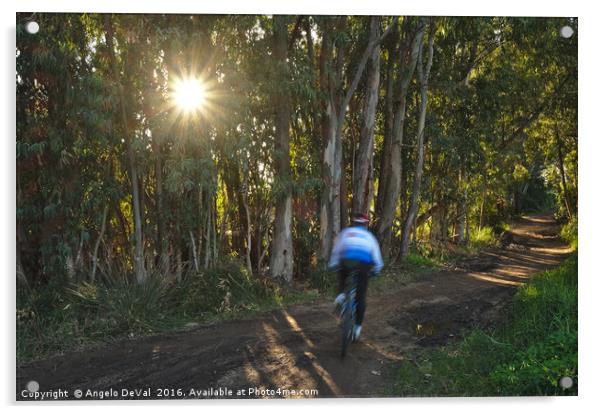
[270,15,294,283]
[340,146,350,229]
[555,123,572,219]
[377,19,425,260]
[104,15,146,284]
[319,17,398,260]
[400,21,434,260]
[458,183,469,244]
[479,182,486,232]
[91,206,108,282]
[430,201,448,246]
[241,175,253,275]
[353,17,381,217]
[458,171,469,244]
[376,23,398,218]
[204,201,211,268]
[318,23,335,261]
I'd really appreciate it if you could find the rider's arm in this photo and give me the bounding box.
[370,234,384,274]
[328,231,345,270]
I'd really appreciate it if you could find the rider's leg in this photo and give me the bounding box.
[354,264,370,325]
[352,268,369,341]
[337,265,348,295]
[334,266,349,308]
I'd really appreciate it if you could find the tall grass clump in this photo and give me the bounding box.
[68,275,175,333]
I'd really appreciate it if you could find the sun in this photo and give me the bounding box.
[172,77,206,113]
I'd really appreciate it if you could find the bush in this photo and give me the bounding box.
[68,275,174,333]
[174,259,277,317]
[392,254,578,396]
[307,262,337,293]
[405,252,438,268]
[560,217,578,249]
[469,226,498,249]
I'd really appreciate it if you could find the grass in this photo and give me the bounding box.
[405,252,440,268]
[389,253,578,396]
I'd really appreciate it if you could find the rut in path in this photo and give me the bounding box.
[16,214,572,399]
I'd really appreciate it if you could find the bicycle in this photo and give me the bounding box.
[340,268,359,358]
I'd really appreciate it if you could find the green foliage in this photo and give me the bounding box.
[391,254,577,396]
[174,260,277,316]
[469,226,498,249]
[488,329,577,395]
[405,252,439,268]
[68,276,174,333]
[306,263,337,293]
[560,217,577,249]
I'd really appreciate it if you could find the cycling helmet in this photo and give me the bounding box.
[352,213,370,225]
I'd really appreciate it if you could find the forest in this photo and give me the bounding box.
[16,14,577,363]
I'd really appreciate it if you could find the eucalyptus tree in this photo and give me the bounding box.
[269,15,295,282]
[352,17,381,217]
[375,17,425,260]
[400,18,435,260]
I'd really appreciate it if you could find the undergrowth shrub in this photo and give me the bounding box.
[174,259,278,316]
[560,217,577,249]
[68,275,174,333]
[307,262,336,293]
[405,252,439,268]
[469,226,498,249]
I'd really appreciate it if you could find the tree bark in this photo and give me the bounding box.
[269,15,294,283]
[377,19,425,260]
[353,17,381,217]
[241,175,253,274]
[458,181,469,244]
[319,17,398,259]
[400,20,434,260]
[454,166,471,244]
[376,29,398,217]
[104,15,146,284]
[479,183,487,232]
[318,19,338,261]
[555,123,573,219]
[91,206,108,282]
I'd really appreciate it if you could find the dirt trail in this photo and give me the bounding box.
[16,214,572,399]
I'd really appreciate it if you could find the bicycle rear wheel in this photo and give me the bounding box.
[341,304,353,357]
[340,272,357,358]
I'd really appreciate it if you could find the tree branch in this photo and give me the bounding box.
[338,16,399,128]
[500,71,573,149]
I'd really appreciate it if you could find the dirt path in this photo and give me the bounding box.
[16,214,572,400]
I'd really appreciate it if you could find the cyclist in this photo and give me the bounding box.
[328,212,383,342]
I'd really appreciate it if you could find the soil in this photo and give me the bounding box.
[16,214,572,400]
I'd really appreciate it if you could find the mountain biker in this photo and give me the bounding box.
[328,212,383,342]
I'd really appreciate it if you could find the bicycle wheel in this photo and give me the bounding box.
[340,272,357,358]
[340,300,353,357]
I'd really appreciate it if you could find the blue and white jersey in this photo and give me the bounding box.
[328,225,384,274]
